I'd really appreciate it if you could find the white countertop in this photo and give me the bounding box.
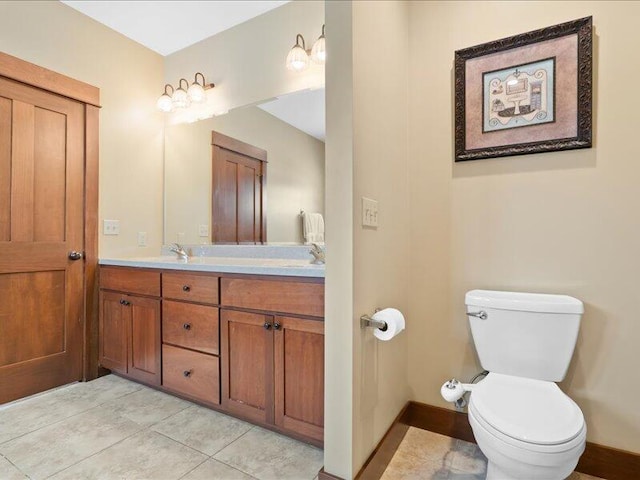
[99,256,325,278]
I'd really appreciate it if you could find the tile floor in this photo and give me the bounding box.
[381,427,605,480]
[0,375,323,480]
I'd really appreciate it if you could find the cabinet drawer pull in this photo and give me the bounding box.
[182,285,191,292]
[183,323,192,331]
[273,322,282,330]
[263,322,272,330]
[183,370,192,378]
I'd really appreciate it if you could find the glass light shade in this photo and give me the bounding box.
[310,36,326,64]
[286,45,310,72]
[172,88,190,109]
[187,82,206,104]
[156,93,173,112]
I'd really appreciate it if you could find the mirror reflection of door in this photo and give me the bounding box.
[212,131,267,244]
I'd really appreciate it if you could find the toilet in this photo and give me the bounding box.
[447,290,586,480]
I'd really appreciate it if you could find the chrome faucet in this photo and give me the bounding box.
[309,243,325,265]
[169,243,189,261]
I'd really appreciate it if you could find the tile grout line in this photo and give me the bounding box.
[1,450,33,479]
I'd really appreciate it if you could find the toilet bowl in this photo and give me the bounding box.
[468,373,586,480]
[441,290,587,480]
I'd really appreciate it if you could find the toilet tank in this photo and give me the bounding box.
[466,290,584,382]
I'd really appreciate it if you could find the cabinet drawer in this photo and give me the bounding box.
[163,272,219,304]
[162,345,219,404]
[100,267,160,297]
[221,278,324,317]
[163,301,219,355]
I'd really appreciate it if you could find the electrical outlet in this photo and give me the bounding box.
[362,197,379,228]
[103,219,120,235]
[198,224,209,237]
[137,231,147,247]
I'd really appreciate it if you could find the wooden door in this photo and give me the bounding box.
[99,291,128,374]
[127,295,161,386]
[211,131,267,244]
[274,316,324,442]
[0,76,85,404]
[220,309,273,424]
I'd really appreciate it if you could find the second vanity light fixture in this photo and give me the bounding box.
[156,72,214,113]
[286,24,326,72]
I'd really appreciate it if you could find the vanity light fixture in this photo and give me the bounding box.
[286,24,326,72]
[156,72,215,112]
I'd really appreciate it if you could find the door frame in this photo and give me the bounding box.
[0,50,101,381]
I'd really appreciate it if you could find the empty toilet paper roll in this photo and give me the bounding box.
[372,308,405,341]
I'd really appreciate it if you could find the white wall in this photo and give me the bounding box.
[0,1,165,257]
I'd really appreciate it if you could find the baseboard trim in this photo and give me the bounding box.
[353,401,640,480]
[318,467,345,480]
[355,403,411,479]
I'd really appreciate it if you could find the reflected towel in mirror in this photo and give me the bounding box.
[302,212,324,244]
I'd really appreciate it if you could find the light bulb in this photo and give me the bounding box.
[156,93,173,112]
[187,82,205,103]
[286,45,309,72]
[172,79,190,109]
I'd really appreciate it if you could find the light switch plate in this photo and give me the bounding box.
[137,231,147,247]
[103,219,120,235]
[362,197,379,228]
[198,224,209,237]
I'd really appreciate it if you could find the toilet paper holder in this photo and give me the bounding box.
[360,309,388,331]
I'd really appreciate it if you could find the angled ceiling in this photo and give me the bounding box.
[258,89,325,142]
[61,0,290,56]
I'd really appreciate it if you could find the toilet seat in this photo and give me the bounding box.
[469,373,585,452]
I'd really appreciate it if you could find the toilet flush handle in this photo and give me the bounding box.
[467,310,487,320]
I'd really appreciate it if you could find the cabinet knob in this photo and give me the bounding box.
[273,322,282,330]
[183,370,192,378]
[120,299,130,306]
[263,322,272,330]
[183,323,192,331]
[182,285,191,292]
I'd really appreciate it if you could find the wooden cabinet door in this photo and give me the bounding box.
[274,316,324,442]
[211,131,266,244]
[99,291,128,374]
[220,309,273,424]
[127,295,161,386]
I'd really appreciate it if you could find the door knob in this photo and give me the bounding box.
[68,251,83,261]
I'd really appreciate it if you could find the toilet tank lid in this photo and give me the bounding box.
[465,290,584,314]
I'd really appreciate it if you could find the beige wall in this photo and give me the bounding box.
[164,106,325,244]
[0,1,165,257]
[164,1,324,116]
[408,1,640,453]
[324,1,411,478]
[352,0,411,474]
[324,1,354,477]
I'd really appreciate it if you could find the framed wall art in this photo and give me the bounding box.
[454,16,592,162]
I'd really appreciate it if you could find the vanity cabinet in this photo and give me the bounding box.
[220,277,325,443]
[98,265,324,446]
[99,269,161,386]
